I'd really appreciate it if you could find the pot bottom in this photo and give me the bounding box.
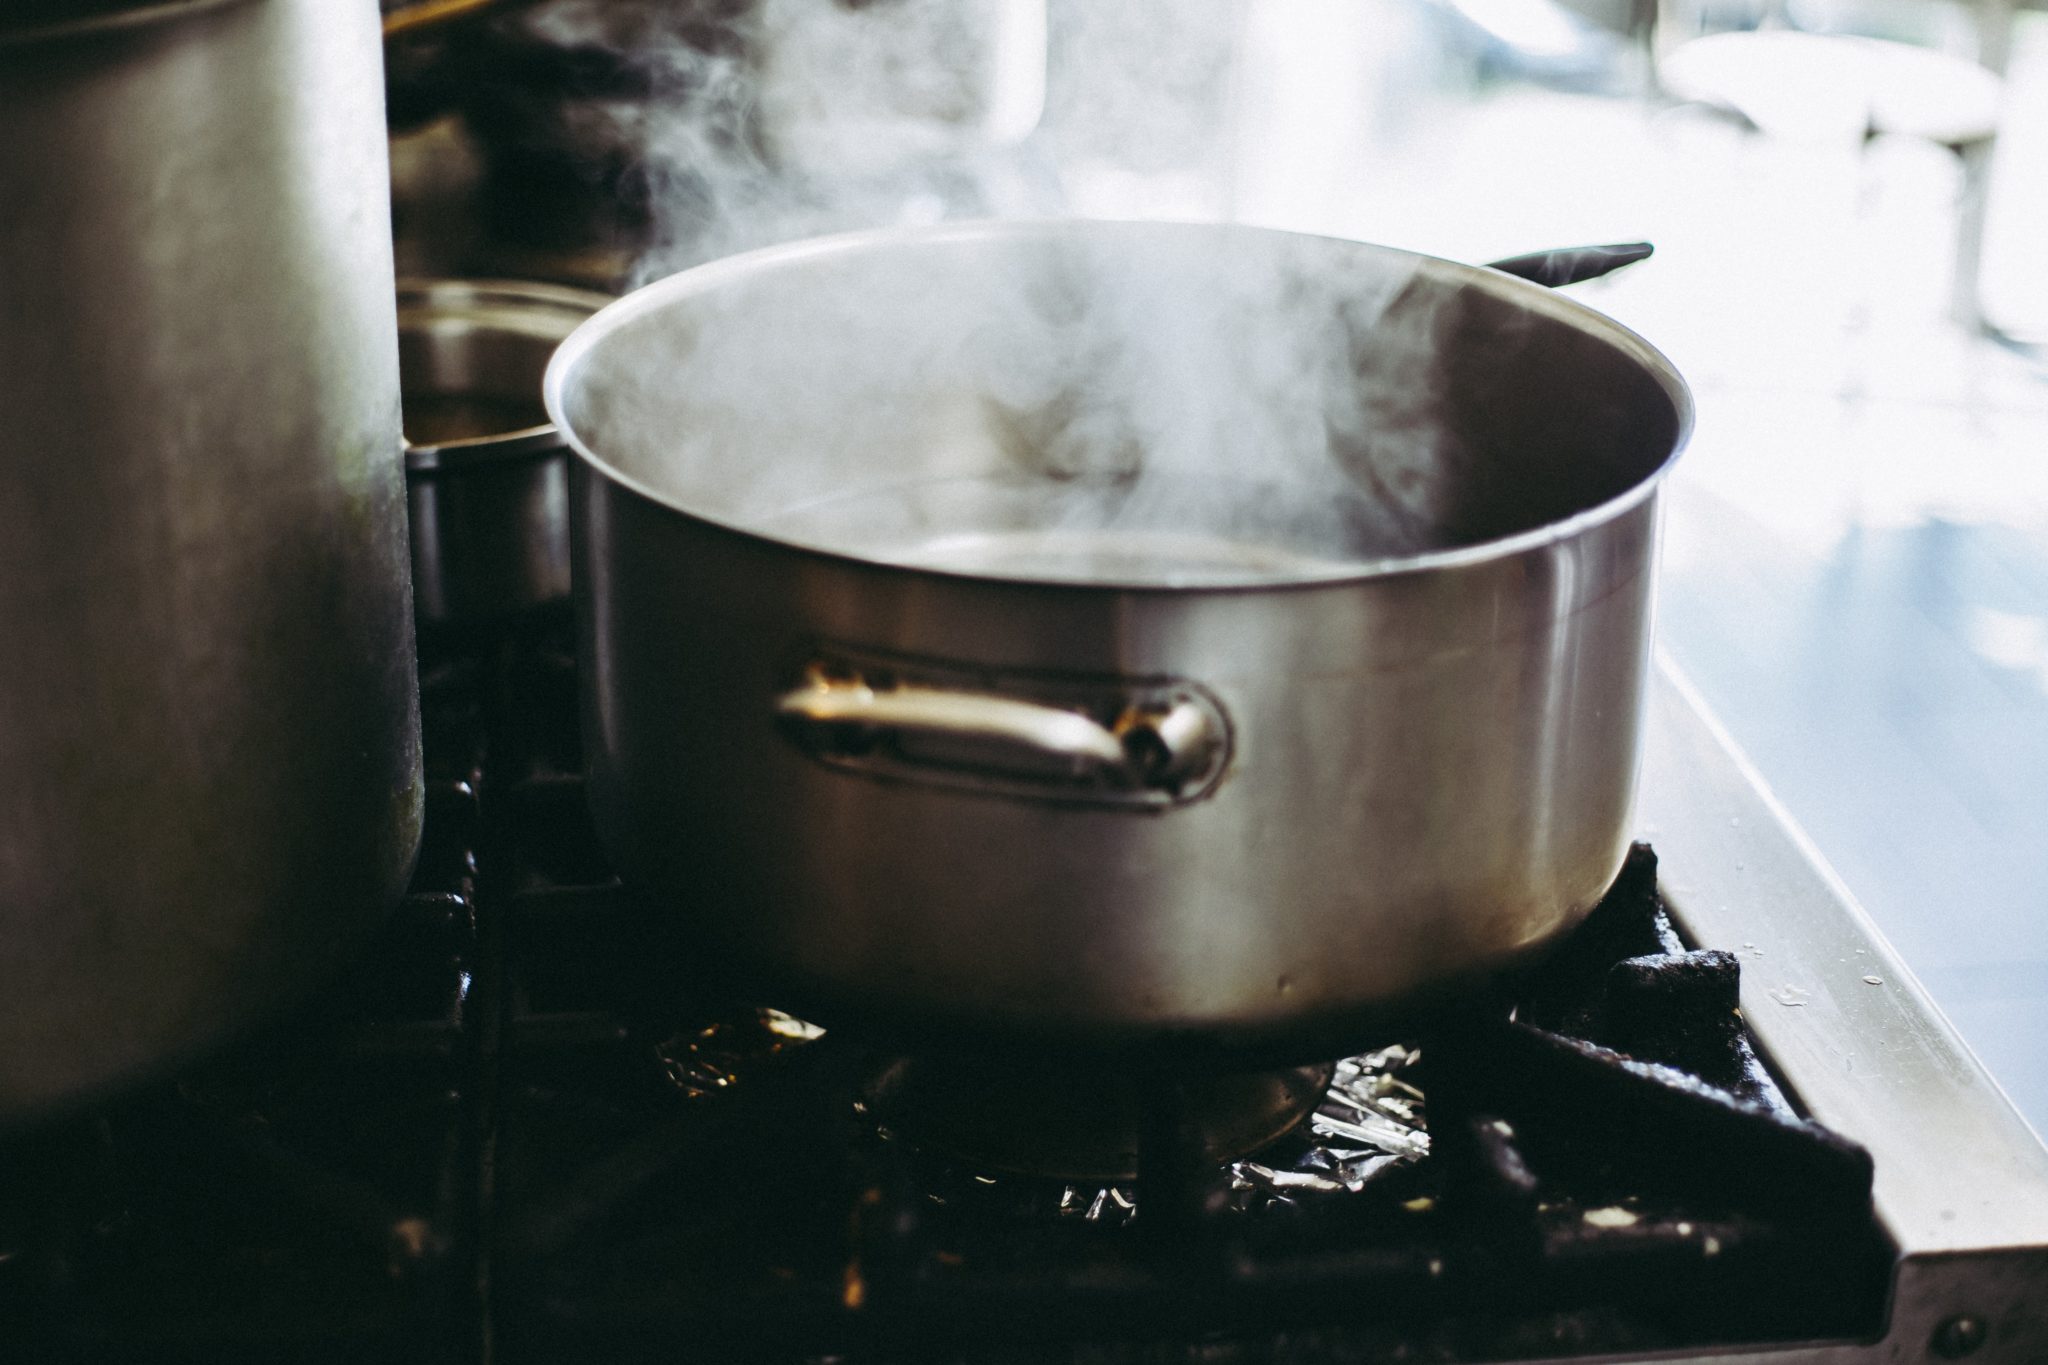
[654,934,1535,1074]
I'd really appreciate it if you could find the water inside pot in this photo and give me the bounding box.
[749,472,1409,583]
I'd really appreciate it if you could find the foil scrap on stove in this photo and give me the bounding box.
[1058,1184,1138,1225]
[1231,1043,1429,1208]
[655,1008,825,1100]
[1305,1045,1431,1159]
[1042,1046,1435,1220]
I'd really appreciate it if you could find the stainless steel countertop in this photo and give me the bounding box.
[1602,656,2048,1364]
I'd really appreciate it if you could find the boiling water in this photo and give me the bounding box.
[883,528,1361,582]
[748,471,1432,586]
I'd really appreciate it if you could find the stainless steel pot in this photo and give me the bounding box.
[0,0,421,1122]
[402,280,611,631]
[547,220,1691,1061]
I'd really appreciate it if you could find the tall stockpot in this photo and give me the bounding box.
[548,221,1690,1064]
[0,0,421,1121]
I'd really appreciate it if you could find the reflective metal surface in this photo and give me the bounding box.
[774,661,1229,807]
[400,278,608,628]
[553,221,1690,1052]
[1630,658,2048,1364]
[0,0,249,48]
[0,0,421,1122]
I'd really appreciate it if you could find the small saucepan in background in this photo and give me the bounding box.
[401,279,612,632]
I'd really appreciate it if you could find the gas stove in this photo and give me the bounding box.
[3,622,2043,1363]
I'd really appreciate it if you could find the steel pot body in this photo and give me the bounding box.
[401,279,610,631]
[0,0,422,1121]
[550,221,1690,1059]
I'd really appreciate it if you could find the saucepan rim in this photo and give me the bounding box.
[401,277,613,473]
[543,217,1695,595]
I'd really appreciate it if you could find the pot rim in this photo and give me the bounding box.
[400,277,613,474]
[544,218,1696,595]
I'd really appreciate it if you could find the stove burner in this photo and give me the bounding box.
[0,624,1904,1363]
[862,1056,1335,1182]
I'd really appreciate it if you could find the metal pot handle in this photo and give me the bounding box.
[775,668,1228,804]
[1483,242,1653,288]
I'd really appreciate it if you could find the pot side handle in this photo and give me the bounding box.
[774,668,1227,804]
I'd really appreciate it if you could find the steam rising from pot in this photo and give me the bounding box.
[535,1,1477,585]
[563,221,1493,586]
[514,0,1059,275]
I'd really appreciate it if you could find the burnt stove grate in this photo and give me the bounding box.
[0,623,1895,1364]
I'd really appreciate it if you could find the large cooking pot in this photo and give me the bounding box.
[547,220,1690,1063]
[0,0,421,1122]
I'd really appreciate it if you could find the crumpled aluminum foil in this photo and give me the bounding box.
[1059,1043,1431,1225]
[656,1010,1430,1227]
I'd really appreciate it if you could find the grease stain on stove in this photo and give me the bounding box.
[1769,983,1812,1006]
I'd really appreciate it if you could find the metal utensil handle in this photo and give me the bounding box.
[775,674,1221,790]
[1484,242,1654,289]
[382,0,522,38]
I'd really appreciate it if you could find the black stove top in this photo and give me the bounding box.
[0,625,1895,1363]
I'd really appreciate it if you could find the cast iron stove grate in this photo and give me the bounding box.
[0,625,1894,1363]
